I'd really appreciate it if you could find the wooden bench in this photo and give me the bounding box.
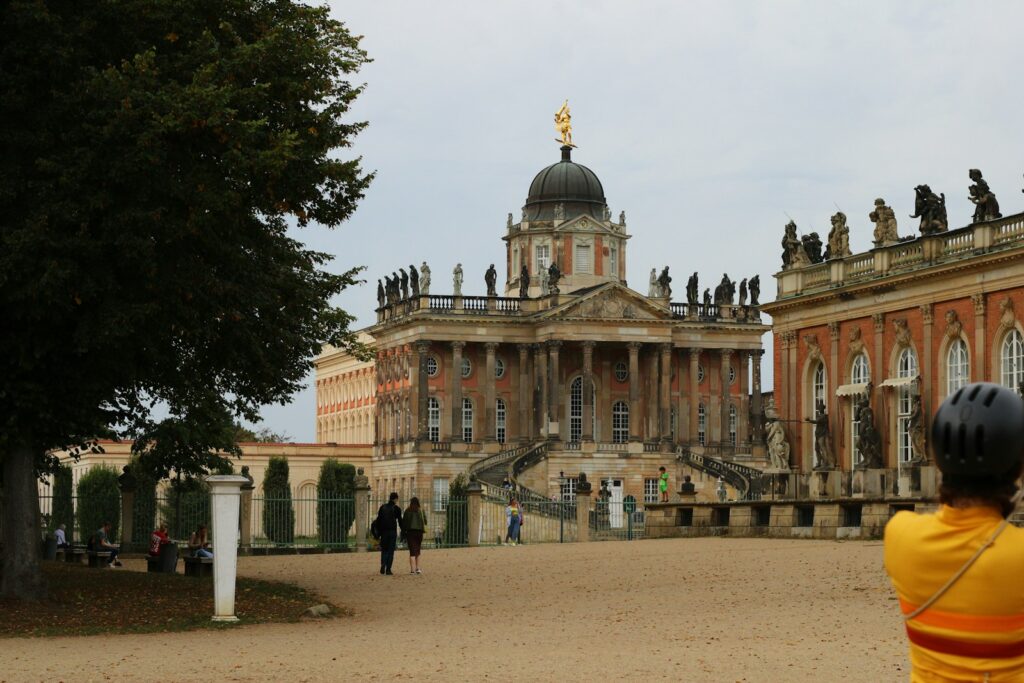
[183,556,213,578]
[65,547,87,564]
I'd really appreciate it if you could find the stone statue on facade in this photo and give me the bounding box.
[911,184,948,235]
[749,275,760,306]
[908,393,927,464]
[389,273,400,304]
[399,268,410,300]
[968,169,1001,223]
[409,264,419,298]
[738,278,748,307]
[453,263,463,296]
[540,267,550,295]
[686,272,699,306]
[702,288,711,308]
[376,279,386,309]
[766,418,790,470]
[648,268,660,298]
[519,264,530,299]
[619,210,626,227]
[657,266,672,299]
[855,385,883,469]
[419,261,431,295]
[554,202,565,220]
[805,400,835,470]
[802,232,823,263]
[870,198,900,246]
[827,212,852,259]
[485,264,498,297]
[603,206,611,221]
[714,274,733,305]
[781,220,810,268]
[548,261,561,294]
[507,212,514,229]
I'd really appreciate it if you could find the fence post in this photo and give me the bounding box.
[118,467,136,550]
[575,473,591,543]
[239,466,254,552]
[467,475,482,547]
[354,468,369,552]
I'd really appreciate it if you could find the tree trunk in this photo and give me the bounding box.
[1,442,47,600]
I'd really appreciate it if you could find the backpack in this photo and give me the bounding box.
[370,518,381,541]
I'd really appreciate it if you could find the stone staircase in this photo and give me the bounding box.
[468,441,564,516]
[676,446,767,500]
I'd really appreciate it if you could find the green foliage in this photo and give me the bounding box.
[51,465,74,537]
[444,473,469,546]
[159,477,211,540]
[233,423,293,444]
[76,466,121,543]
[262,457,294,544]
[316,460,355,546]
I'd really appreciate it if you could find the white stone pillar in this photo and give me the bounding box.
[206,475,249,623]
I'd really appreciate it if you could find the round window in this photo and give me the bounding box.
[461,357,472,378]
[697,365,705,383]
[614,361,628,382]
[426,356,438,377]
[495,358,505,379]
[729,366,736,384]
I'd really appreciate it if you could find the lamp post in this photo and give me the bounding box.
[558,470,566,543]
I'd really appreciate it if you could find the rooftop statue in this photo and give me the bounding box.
[686,272,699,306]
[554,99,573,147]
[781,220,810,269]
[714,273,733,306]
[399,268,409,301]
[548,261,562,293]
[827,211,852,259]
[801,232,823,264]
[648,268,660,298]
[377,279,385,310]
[869,198,900,246]
[702,288,711,308]
[968,169,1001,223]
[453,263,463,296]
[911,184,948,235]
[519,264,530,299]
[419,261,431,296]
[619,210,626,227]
[738,278,748,307]
[485,263,498,297]
[657,266,672,299]
[540,266,550,296]
[409,265,420,298]
[749,275,760,306]
[507,213,513,229]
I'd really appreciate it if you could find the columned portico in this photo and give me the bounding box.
[627,342,642,442]
[720,348,733,445]
[547,340,562,440]
[450,341,465,441]
[414,340,431,442]
[738,350,750,446]
[581,341,595,442]
[518,344,531,442]
[536,343,548,439]
[484,342,498,442]
[659,343,672,444]
[688,348,700,442]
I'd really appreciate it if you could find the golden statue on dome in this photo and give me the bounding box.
[554,100,575,147]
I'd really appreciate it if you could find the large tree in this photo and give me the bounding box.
[0,0,372,598]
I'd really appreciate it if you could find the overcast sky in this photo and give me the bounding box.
[254,0,1024,442]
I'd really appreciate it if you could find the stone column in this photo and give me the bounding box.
[548,340,562,440]
[239,467,254,551]
[535,344,548,440]
[518,344,531,442]
[752,350,764,443]
[647,351,659,440]
[676,349,687,443]
[206,475,249,622]
[872,314,886,463]
[450,341,465,441]
[467,477,482,547]
[414,341,431,442]
[354,468,369,552]
[659,343,672,444]
[582,341,596,441]
[628,342,642,442]
[688,348,701,443]
[720,348,733,447]
[828,322,840,461]
[484,342,498,442]
[575,475,592,543]
[738,351,750,446]
[920,304,934,419]
[972,294,986,382]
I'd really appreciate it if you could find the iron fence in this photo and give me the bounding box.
[479,495,578,545]
[367,491,469,550]
[250,496,356,550]
[592,498,646,541]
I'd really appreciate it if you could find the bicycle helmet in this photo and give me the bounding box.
[931,382,1024,477]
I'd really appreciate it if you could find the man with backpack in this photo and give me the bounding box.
[374,492,403,575]
[885,382,1024,681]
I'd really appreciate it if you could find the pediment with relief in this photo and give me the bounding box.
[553,213,617,235]
[545,285,668,321]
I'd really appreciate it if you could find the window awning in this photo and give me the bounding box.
[881,376,918,389]
[835,383,869,397]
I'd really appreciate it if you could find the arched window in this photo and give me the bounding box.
[728,404,737,446]
[697,403,706,446]
[496,399,507,444]
[569,377,596,443]
[428,397,440,443]
[462,398,474,443]
[947,339,969,395]
[612,401,629,443]
[1001,329,1023,390]
[897,348,919,463]
[812,362,826,416]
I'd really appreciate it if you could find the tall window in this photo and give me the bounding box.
[575,244,592,274]
[428,397,440,442]
[897,348,919,464]
[612,401,629,443]
[850,353,869,463]
[728,404,737,445]
[569,377,596,442]
[560,476,578,503]
[947,339,969,395]
[610,247,618,279]
[462,398,474,443]
[535,244,550,272]
[643,478,659,503]
[433,477,449,513]
[698,403,706,446]
[1001,330,1024,390]
[496,399,507,444]
[812,362,826,416]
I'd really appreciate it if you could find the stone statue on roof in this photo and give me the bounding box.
[419,262,431,295]
[968,169,1001,223]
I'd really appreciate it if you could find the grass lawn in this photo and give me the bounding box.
[0,562,338,638]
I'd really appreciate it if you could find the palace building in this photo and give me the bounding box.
[315,140,770,506]
[761,178,1024,499]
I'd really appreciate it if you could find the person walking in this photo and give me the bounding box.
[402,496,428,575]
[885,382,1024,682]
[376,492,403,575]
[505,498,523,546]
[658,466,670,503]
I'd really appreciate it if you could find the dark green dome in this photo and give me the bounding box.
[523,146,606,221]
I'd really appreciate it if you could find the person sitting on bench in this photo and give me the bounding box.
[188,524,213,559]
[149,523,171,557]
[54,524,70,550]
[95,521,122,567]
